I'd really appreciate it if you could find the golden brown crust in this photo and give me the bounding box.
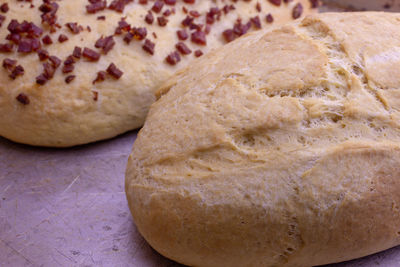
[0,0,315,147]
[126,12,400,266]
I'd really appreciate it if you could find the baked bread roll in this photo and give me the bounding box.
[0,0,316,147]
[126,12,400,267]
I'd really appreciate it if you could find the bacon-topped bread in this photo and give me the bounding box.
[0,0,317,147]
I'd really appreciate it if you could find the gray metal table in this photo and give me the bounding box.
[1,132,400,267]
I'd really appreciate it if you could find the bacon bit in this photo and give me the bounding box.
[266,13,274,23]
[157,16,168,27]
[165,51,180,65]
[233,20,251,36]
[309,0,319,8]
[37,49,49,61]
[145,11,154,24]
[95,35,115,54]
[0,43,14,53]
[2,58,17,70]
[223,29,235,43]
[65,75,75,84]
[66,22,81,34]
[292,3,303,19]
[176,42,191,55]
[152,1,164,13]
[256,2,261,12]
[83,47,100,61]
[194,50,203,57]
[163,9,171,16]
[62,64,74,73]
[189,10,200,17]
[0,3,9,13]
[183,0,195,3]
[222,4,235,14]
[93,71,107,84]
[191,31,206,45]
[108,0,133,13]
[177,29,188,40]
[0,15,5,27]
[73,46,82,58]
[39,1,59,28]
[115,18,130,34]
[7,34,20,44]
[10,65,24,79]
[64,55,75,65]
[268,0,281,6]
[107,63,123,79]
[0,43,14,52]
[18,39,33,53]
[206,7,221,24]
[152,32,157,39]
[86,0,107,14]
[251,16,262,29]
[42,34,53,45]
[58,34,68,43]
[36,74,48,85]
[49,56,61,68]
[132,27,147,40]
[123,32,133,44]
[142,39,155,55]
[43,62,56,79]
[164,0,176,5]
[181,16,194,27]
[16,93,29,105]
[139,0,148,4]
[92,91,98,101]
[97,15,106,20]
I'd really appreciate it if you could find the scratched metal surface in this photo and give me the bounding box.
[2,3,400,267]
[0,132,179,267]
[1,132,400,267]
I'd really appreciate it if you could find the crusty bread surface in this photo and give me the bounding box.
[0,0,315,147]
[126,12,400,267]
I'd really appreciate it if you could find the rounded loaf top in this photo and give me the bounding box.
[0,0,315,147]
[126,12,400,267]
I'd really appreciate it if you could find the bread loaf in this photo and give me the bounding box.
[0,0,316,147]
[126,12,400,266]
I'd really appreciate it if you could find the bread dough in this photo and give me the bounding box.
[126,12,400,267]
[0,0,315,147]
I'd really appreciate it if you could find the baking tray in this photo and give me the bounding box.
[3,2,400,267]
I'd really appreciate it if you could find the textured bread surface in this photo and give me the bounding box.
[126,12,400,267]
[0,0,314,147]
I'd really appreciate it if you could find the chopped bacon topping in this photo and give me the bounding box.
[65,75,75,84]
[176,42,191,55]
[142,39,155,55]
[95,35,115,54]
[93,71,107,84]
[107,63,123,79]
[165,51,181,65]
[86,0,107,14]
[191,30,206,45]
[0,3,9,13]
[292,3,303,19]
[83,47,101,61]
[66,22,81,34]
[268,0,281,6]
[16,93,29,105]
